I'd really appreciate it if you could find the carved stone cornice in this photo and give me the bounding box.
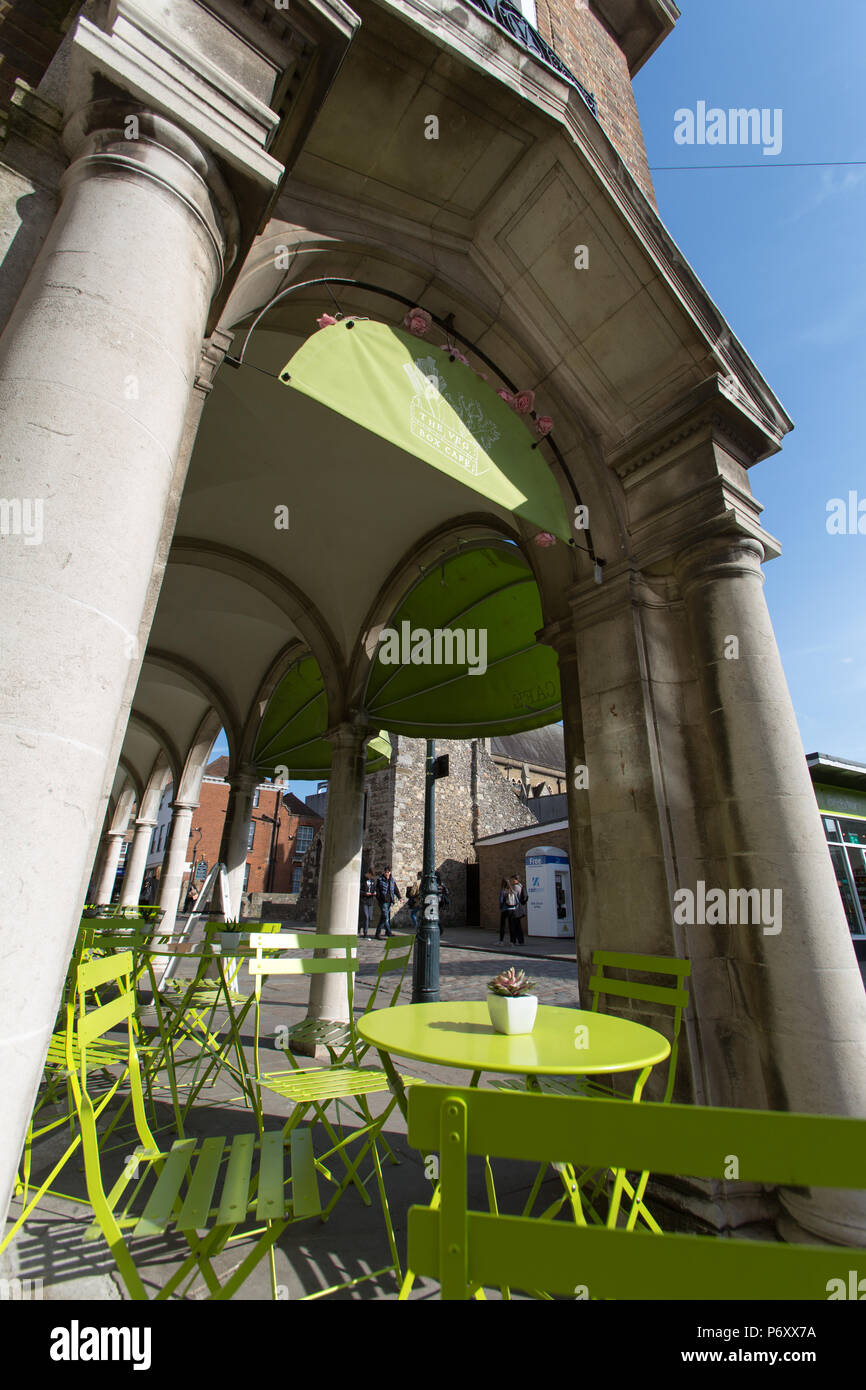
[608,375,783,483]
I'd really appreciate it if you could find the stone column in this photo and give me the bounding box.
[545,623,591,983]
[119,819,158,908]
[157,802,198,934]
[305,721,368,1028]
[0,102,233,1219]
[93,831,127,905]
[217,769,260,922]
[675,532,866,1245]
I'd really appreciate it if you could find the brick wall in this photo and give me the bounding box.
[536,0,656,204]
[477,822,570,931]
[139,777,321,908]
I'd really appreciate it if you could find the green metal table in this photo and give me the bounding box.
[357,1001,670,1111]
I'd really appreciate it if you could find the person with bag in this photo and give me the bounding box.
[509,874,527,945]
[406,873,422,928]
[374,867,401,939]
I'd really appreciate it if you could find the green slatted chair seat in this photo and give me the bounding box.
[280,1018,353,1051]
[86,1129,322,1242]
[258,1066,414,1104]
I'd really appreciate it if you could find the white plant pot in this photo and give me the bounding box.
[487,993,538,1035]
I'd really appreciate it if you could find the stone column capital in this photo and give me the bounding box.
[169,799,199,815]
[229,765,260,793]
[673,532,766,596]
[133,816,158,831]
[326,717,370,753]
[60,100,239,289]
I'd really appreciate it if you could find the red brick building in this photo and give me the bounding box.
[143,758,322,908]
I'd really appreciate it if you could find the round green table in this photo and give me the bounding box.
[357,1001,670,1111]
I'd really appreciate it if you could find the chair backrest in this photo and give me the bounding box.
[248,930,359,1068]
[68,951,158,1161]
[407,1084,866,1301]
[588,951,691,1103]
[361,934,415,1016]
[204,922,281,992]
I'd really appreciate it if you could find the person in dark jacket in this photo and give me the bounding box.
[359,866,377,938]
[498,878,512,943]
[375,868,401,939]
[509,874,527,945]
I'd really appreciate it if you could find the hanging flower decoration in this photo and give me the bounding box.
[403,307,432,337]
[533,532,557,548]
[512,389,536,415]
[316,313,338,329]
[534,415,554,437]
[497,388,515,407]
[440,344,470,366]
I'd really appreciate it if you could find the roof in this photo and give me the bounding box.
[491,725,565,773]
[806,753,866,792]
[205,756,229,777]
[282,791,322,820]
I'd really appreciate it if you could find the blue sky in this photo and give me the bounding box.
[214,4,865,790]
[634,0,866,759]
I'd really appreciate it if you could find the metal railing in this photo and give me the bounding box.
[464,0,598,115]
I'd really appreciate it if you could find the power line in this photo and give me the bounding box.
[651,160,866,170]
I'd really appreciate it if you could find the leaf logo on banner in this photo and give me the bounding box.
[403,356,499,478]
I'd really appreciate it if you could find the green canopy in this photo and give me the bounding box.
[364,542,561,737]
[254,546,561,765]
[253,655,392,778]
[280,321,571,541]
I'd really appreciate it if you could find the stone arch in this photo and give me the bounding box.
[176,708,226,807]
[165,542,345,718]
[128,714,182,797]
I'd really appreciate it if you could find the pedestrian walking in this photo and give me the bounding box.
[359,866,377,937]
[375,867,401,938]
[510,874,527,945]
[498,877,512,943]
[406,873,422,928]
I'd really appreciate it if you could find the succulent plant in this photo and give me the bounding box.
[487,967,537,998]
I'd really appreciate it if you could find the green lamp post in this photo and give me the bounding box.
[412,738,447,1004]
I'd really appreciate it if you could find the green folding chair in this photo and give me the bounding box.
[146,923,283,1124]
[248,931,417,1294]
[494,951,691,1231]
[2,922,136,1256]
[278,933,415,1068]
[407,1084,866,1300]
[66,949,322,1300]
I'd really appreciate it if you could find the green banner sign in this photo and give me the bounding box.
[280,321,571,541]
